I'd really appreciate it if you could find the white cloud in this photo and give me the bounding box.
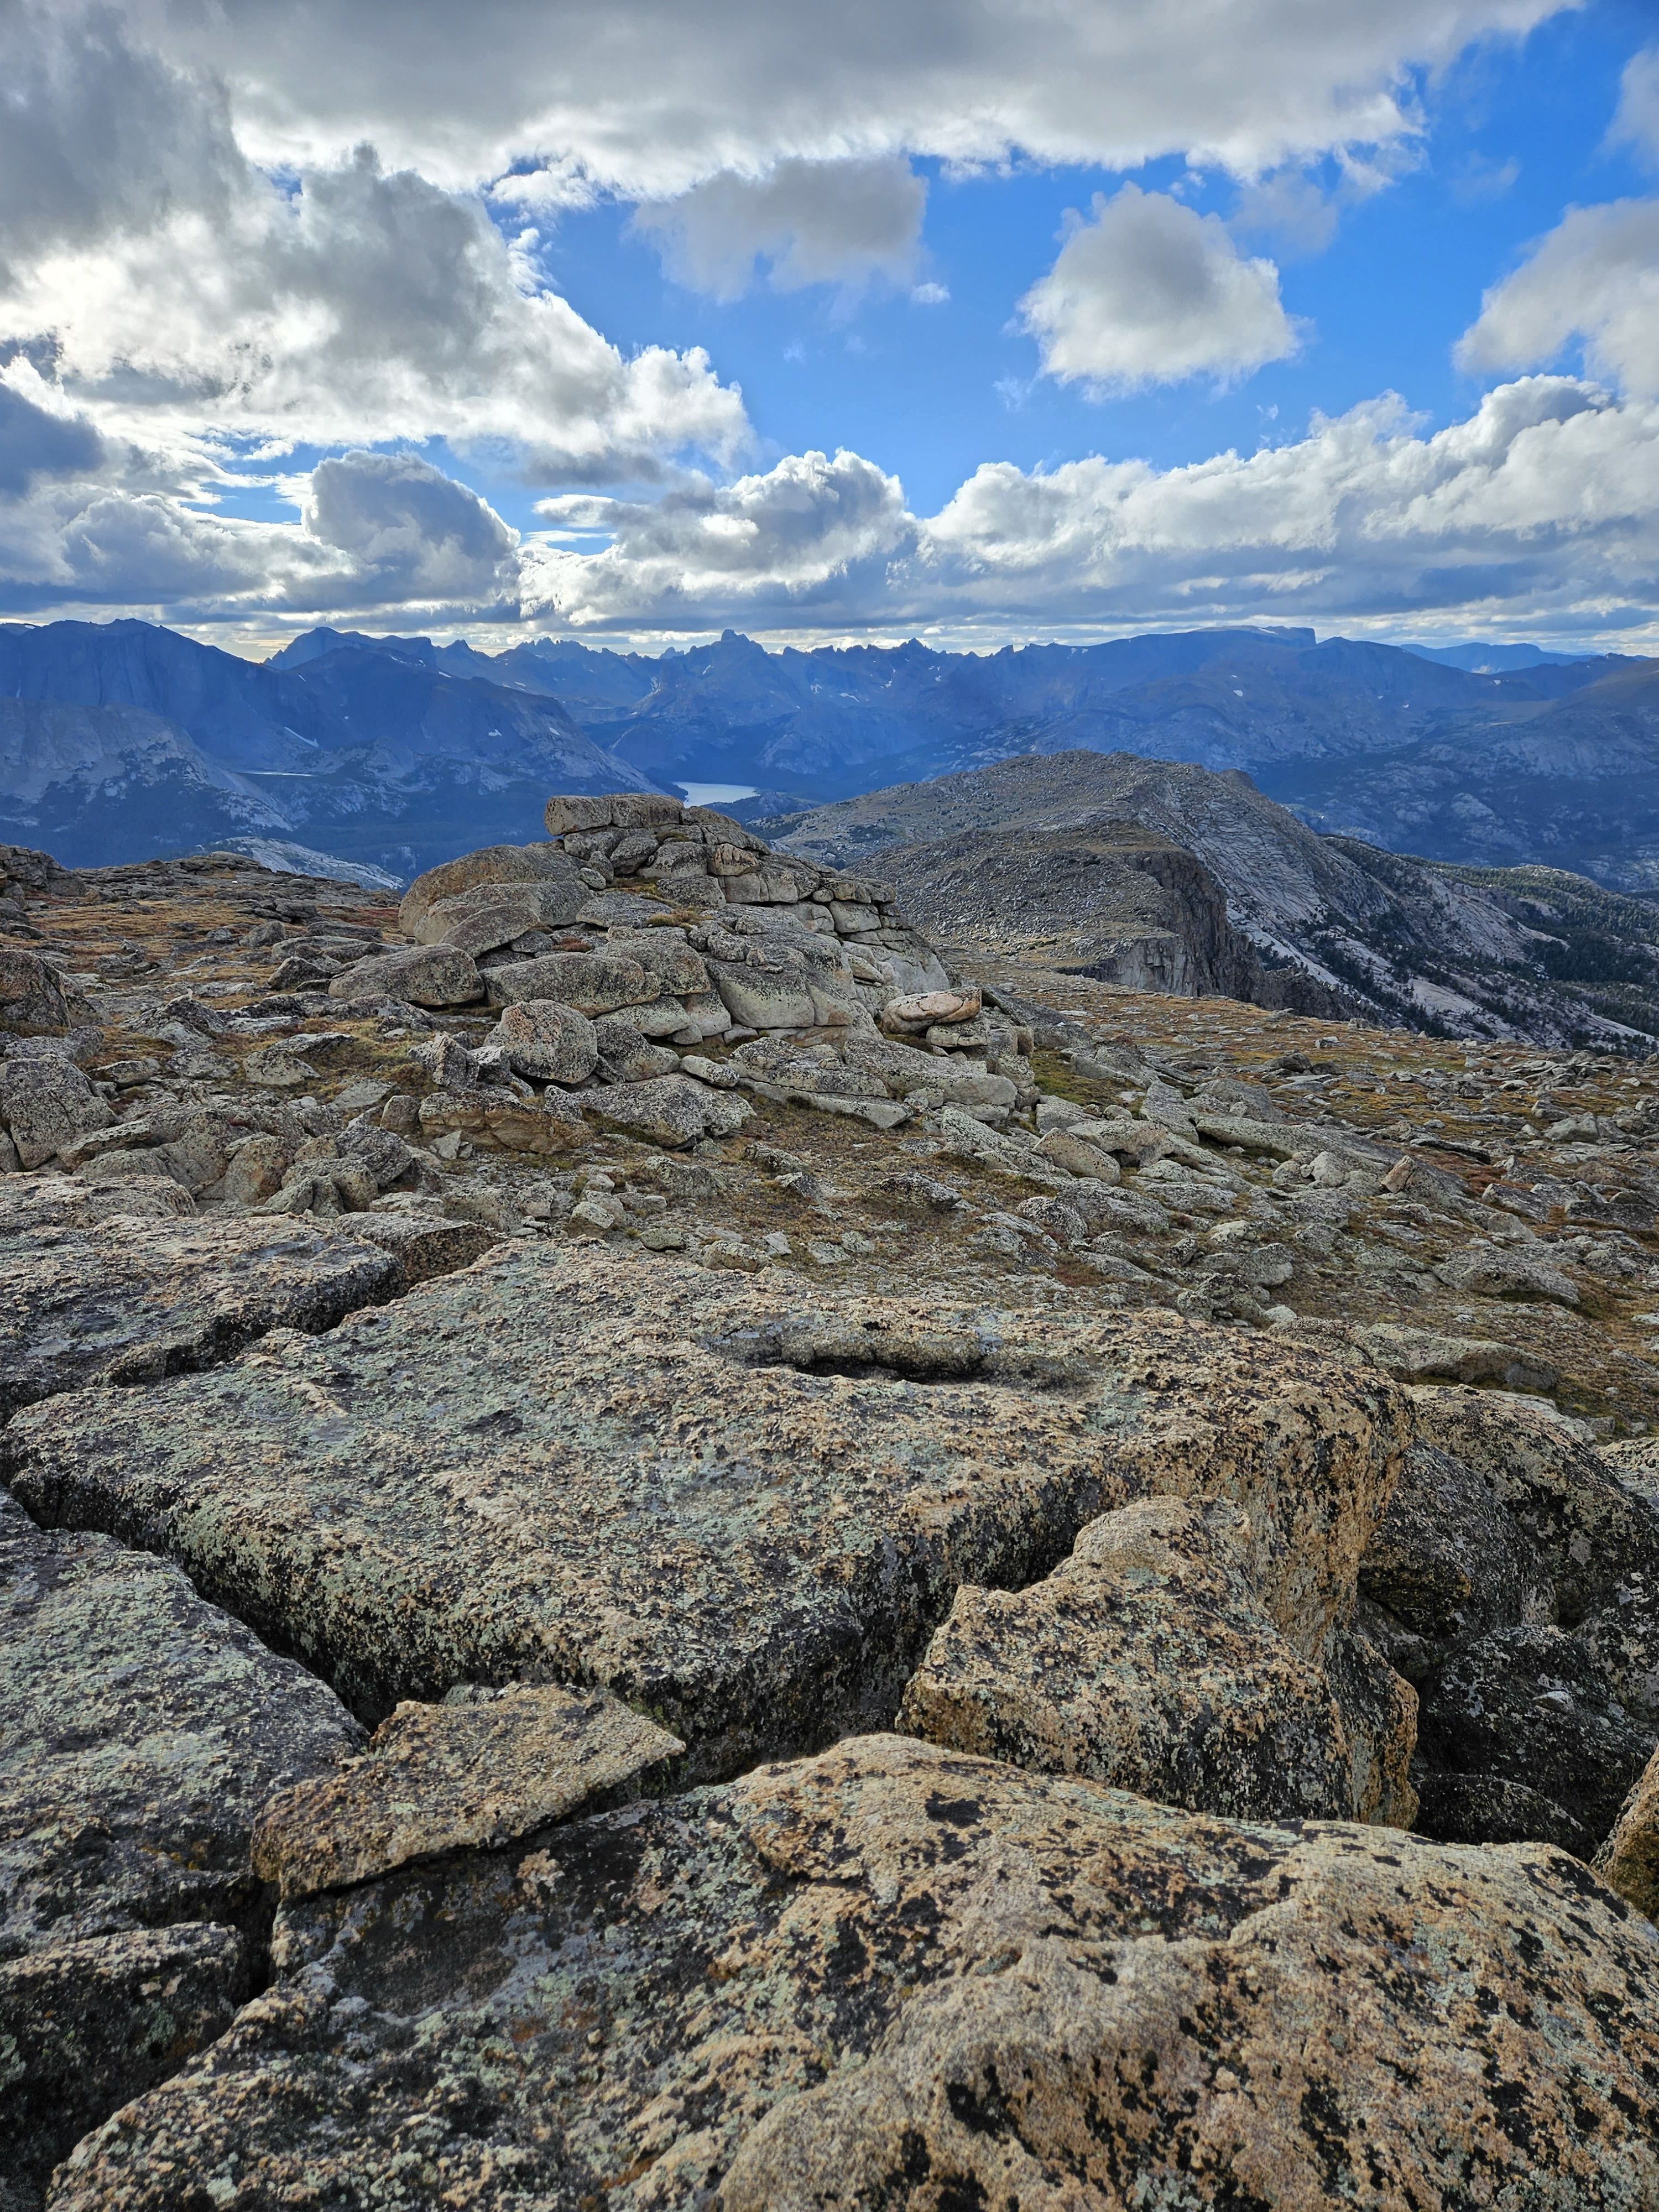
[157,0,1571,192]
[304,452,519,602]
[526,448,911,625]
[1019,186,1300,392]
[520,378,1659,642]
[1612,45,1659,167]
[632,159,926,301]
[1457,198,1659,397]
[0,7,749,486]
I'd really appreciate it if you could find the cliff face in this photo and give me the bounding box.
[871,817,1347,1015]
[774,750,1659,1046]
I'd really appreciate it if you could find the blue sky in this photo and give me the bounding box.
[8,0,1659,654]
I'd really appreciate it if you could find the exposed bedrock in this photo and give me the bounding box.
[46,1736,1659,2212]
[0,1490,362,2204]
[1,1248,1412,1784]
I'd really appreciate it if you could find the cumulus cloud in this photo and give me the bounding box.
[521,378,1659,640]
[1612,45,1659,166]
[1457,199,1659,397]
[304,451,519,601]
[158,0,1568,192]
[525,448,910,625]
[1019,186,1299,392]
[0,7,749,485]
[632,159,926,301]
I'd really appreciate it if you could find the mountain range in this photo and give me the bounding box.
[7,615,1659,896]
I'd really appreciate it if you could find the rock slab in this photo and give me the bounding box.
[47,1735,1659,2211]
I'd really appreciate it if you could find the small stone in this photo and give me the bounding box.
[570,1193,625,1232]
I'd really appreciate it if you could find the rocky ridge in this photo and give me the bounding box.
[4,805,1659,2201]
[771,749,1659,1046]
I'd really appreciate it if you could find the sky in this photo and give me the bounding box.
[7,0,1659,657]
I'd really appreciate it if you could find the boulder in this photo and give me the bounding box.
[706,957,818,1030]
[48,1735,1659,2211]
[416,1086,585,1156]
[487,999,599,1084]
[0,946,74,1033]
[1357,1323,1559,1392]
[1415,1623,1656,1847]
[1436,1245,1581,1308]
[348,1214,500,1287]
[329,944,483,1008]
[251,1684,682,1901]
[586,1072,752,1148]
[0,1056,112,1168]
[1035,1127,1124,1183]
[1360,1442,1551,1647]
[0,1170,194,1229]
[0,1213,405,1418]
[544,793,684,837]
[898,1498,1364,1824]
[592,1016,680,1082]
[484,950,654,1016]
[1595,1741,1659,1921]
[2,1262,1408,1779]
[880,987,980,1032]
[398,843,579,939]
[0,1493,361,2201]
[416,878,588,952]
[1411,1386,1659,1621]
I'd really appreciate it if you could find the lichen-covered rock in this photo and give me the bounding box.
[348,1213,499,1286]
[1416,1623,1657,1846]
[488,998,599,1084]
[414,877,587,951]
[1595,1740,1659,1921]
[0,946,75,1034]
[1436,1244,1581,1307]
[47,1736,1659,2212]
[329,943,483,1008]
[252,1684,682,1901]
[898,1498,1361,1823]
[1359,1441,1552,1646]
[398,843,580,938]
[0,1212,405,1417]
[0,1493,362,2199]
[593,1016,680,1081]
[416,1084,585,1155]
[1411,1385,1659,1619]
[588,1073,752,1148]
[2,1258,1409,1778]
[0,1171,194,1230]
[485,948,654,1015]
[0,1056,112,1169]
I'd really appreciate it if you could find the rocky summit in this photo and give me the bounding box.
[4,796,1659,2205]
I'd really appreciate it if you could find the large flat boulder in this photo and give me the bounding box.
[0,1492,361,2201]
[3,1255,1409,1776]
[0,1212,406,1418]
[46,1735,1659,2211]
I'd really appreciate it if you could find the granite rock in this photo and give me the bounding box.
[0,1213,405,1417]
[398,844,581,940]
[0,1493,361,2200]
[1,1258,1410,1776]
[897,1497,1364,1824]
[329,944,483,1008]
[488,999,599,1084]
[252,1684,683,1901]
[1595,1740,1659,1921]
[0,1057,112,1170]
[48,1735,1659,2212]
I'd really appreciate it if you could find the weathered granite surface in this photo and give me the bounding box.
[898,1495,1395,1825]
[0,1490,361,2204]
[2,1250,1411,1776]
[252,1683,682,1901]
[47,1735,1659,2211]
[0,1212,408,1417]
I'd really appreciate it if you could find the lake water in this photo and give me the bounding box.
[679,782,758,807]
